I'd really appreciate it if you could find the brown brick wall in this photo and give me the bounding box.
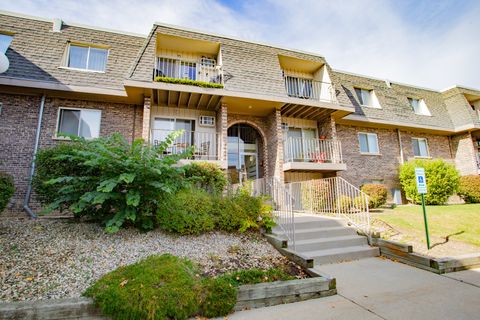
[0,93,141,213]
[450,132,478,175]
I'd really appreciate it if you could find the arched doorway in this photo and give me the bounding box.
[227,123,264,184]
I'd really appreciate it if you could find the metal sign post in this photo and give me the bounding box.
[415,168,430,249]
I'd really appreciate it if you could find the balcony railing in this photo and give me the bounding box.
[153,57,223,84]
[284,137,343,163]
[284,76,336,103]
[151,129,219,160]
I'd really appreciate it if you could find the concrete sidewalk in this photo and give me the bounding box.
[223,258,480,319]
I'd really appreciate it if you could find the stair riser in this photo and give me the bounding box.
[312,248,380,265]
[293,220,347,229]
[291,228,357,241]
[295,237,368,252]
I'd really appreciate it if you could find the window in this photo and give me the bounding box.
[152,117,195,147]
[199,115,215,127]
[66,44,108,72]
[358,133,379,154]
[57,108,101,138]
[408,98,431,116]
[0,34,13,53]
[156,57,197,80]
[355,88,372,106]
[412,138,429,158]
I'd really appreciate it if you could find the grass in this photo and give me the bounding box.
[375,204,480,247]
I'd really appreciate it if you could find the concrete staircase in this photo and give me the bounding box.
[272,214,379,265]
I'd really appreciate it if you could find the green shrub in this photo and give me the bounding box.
[156,188,215,235]
[458,175,480,203]
[212,186,274,233]
[154,76,224,89]
[37,132,190,232]
[361,184,388,209]
[183,162,227,194]
[33,143,88,206]
[84,254,202,320]
[399,159,459,205]
[301,180,330,212]
[200,277,237,318]
[337,195,352,212]
[0,172,15,213]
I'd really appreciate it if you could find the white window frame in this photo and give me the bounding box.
[412,137,430,158]
[199,115,215,127]
[55,107,102,139]
[408,97,431,116]
[62,43,109,73]
[355,88,381,109]
[358,132,380,155]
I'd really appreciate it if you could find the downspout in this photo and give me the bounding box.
[23,94,46,218]
[397,129,404,164]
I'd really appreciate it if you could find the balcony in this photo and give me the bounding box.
[284,76,336,103]
[151,129,224,166]
[153,57,223,86]
[283,137,346,172]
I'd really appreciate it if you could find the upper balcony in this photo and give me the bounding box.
[284,75,336,103]
[283,137,346,172]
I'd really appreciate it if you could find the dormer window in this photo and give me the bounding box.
[408,98,431,116]
[66,43,108,72]
[355,88,381,108]
[0,33,13,53]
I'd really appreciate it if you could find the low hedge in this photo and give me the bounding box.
[0,172,15,213]
[154,76,224,89]
[361,184,388,209]
[458,175,480,203]
[183,162,227,194]
[85,254,295,319]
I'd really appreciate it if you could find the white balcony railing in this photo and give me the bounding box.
[153,57,223,84]
[151,129,219,160]
[284,76,336,103]
[284,137,343,164]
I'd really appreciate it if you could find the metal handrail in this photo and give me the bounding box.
[286,177,370,235]
[284,137,343,163]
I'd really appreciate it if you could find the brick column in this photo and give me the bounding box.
[216,103,228,164]
[329,115,337,139]
[141,96,151,142]
[267,108,284,183]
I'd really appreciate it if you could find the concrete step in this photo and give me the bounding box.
[294,235,368,252]
[303,245,380,265]
[292,217,347,230]
[273,226,357,241]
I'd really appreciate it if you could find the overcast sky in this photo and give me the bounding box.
[2,0,479,90]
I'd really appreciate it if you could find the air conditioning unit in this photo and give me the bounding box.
[199,115,215,127]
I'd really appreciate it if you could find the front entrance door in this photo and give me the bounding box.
[227,124,262,184]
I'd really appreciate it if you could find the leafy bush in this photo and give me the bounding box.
[84,254,202,320]
[33,143,87,205]
[458,175,480,203]
[301,180,330,212]
[156,188,215,235]
[399,159,459,205]
[337,195,352,212]
[200,277,237,318]
[36,132,190,232]
[154,76,224,89]
[184,162,227,194]
[212,186,275,233]
[0,172,15,213]
[361,184,388,209]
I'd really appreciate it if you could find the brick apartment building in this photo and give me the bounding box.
[1,11,479,214]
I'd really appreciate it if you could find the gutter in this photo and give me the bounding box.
[23,94,45,218]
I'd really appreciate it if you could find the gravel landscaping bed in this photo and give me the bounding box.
[0,218,301,302]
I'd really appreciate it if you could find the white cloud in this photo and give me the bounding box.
[2,0,479,89]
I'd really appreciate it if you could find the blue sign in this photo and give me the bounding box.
[415,168,427,194]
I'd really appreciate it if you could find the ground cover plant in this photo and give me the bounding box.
[85,254,295,320]
[457,175,480,203]
[361,184,388,209]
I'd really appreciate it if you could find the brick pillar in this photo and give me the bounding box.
[141,96,151,142]
[216,103,228,164]
[329,115,337,139]
[267,108,284,183]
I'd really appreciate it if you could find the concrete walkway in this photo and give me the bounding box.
[223,258,480,319]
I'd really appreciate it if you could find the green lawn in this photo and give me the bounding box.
[375,204,480,247]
